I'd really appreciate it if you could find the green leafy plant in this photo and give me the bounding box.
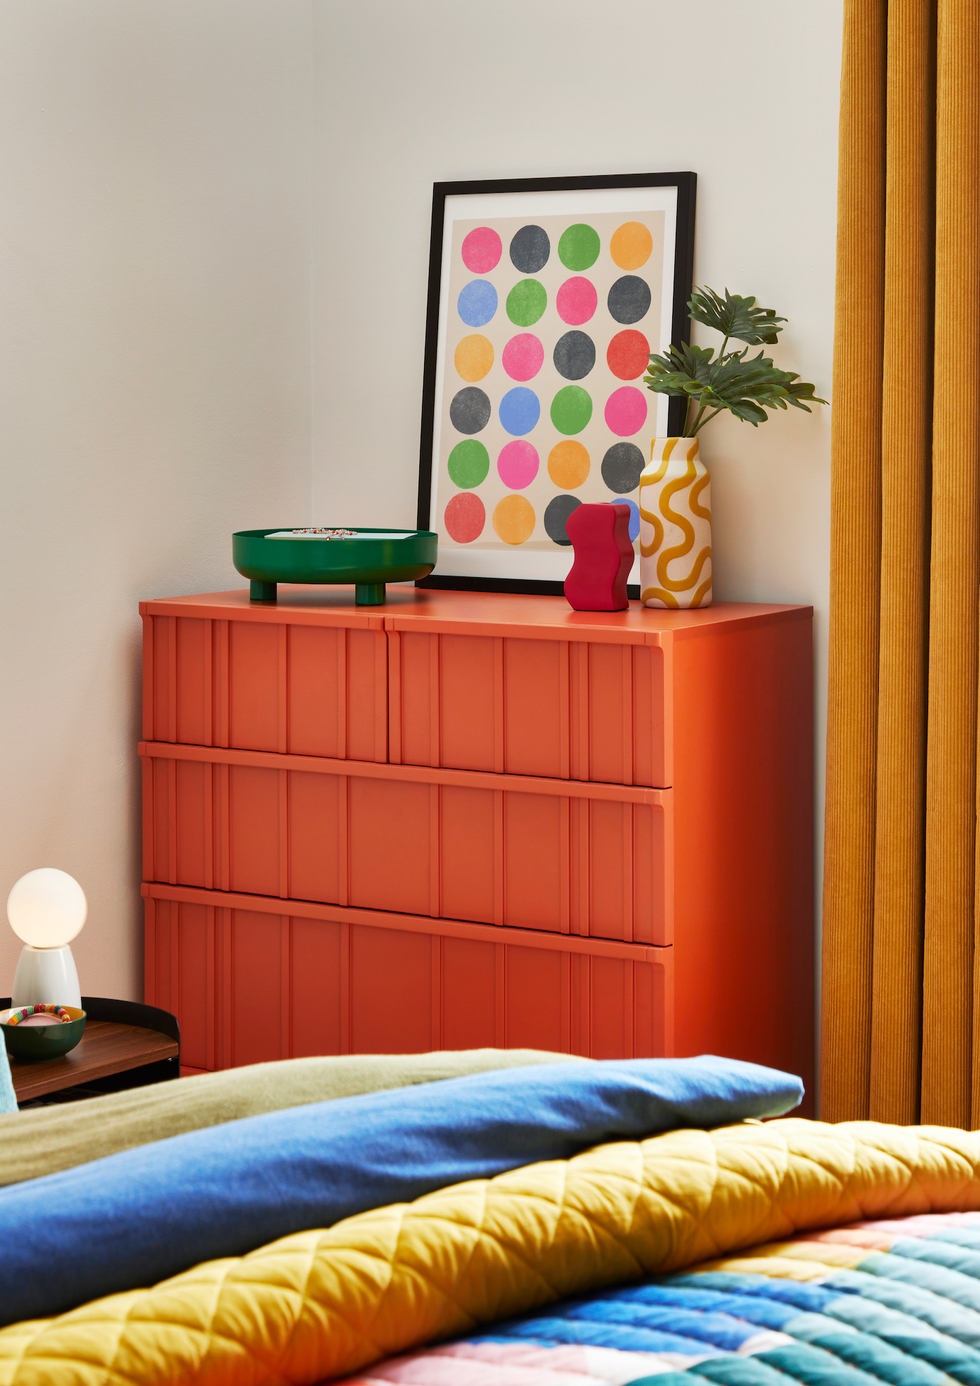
[643,287,827,437]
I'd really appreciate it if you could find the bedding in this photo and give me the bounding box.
[0,1046,576,1186]
[0,1055,800,1327]
[339,1214,980,1383]
[0,1115,979,1385]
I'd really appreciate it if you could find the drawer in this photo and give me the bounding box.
[141,743,673,946]
[142,612,388,762]
[388,629,669,787]
[143,883,672,1068]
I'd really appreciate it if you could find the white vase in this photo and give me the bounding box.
[638,436,712,608]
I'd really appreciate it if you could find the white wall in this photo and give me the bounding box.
[0,2,312,1001]
[312,0,842,1069]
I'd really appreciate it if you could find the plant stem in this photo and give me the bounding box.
[689,406,725,437]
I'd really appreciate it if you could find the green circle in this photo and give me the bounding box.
[506,278,547,327]
[558,223,601,271]
[551,386,594,435]
[447,439,490,489]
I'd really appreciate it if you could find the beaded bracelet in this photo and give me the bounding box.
[4,1004,72,1026]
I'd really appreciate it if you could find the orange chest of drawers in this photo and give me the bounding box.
[140,587,813,1107]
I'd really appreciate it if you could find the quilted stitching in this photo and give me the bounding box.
[1,1121,979,1386]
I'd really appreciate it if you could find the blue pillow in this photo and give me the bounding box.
[0,1039,14,1115]
[0,1054,801,1326]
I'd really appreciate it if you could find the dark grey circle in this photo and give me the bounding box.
[553,330,596,381]
[544,494,582,546]
[608,275,652,325]
[449,386,491,435]
[601,442,645,494]
[509,224,550,274]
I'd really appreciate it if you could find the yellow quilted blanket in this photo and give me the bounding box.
[2,1117,979,1386]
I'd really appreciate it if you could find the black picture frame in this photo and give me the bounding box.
[416,171,696,596]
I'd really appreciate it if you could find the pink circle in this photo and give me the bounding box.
[461,227,502,274]
[502,333,544,381]
[497,440,539,490]
[444,492,486,543]
[556,277,598,325]
[604,386,648,437]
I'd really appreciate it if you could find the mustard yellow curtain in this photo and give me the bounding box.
[821,0,980,1126]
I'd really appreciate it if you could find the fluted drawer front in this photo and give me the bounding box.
[143,883,672,1069]
[141,743,673,946]
[142,611,388,762]
[388,629,668,787]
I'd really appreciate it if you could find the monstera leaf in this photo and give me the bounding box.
[644,342,827,432]
[688,287,785,346]
[644,286,827,435]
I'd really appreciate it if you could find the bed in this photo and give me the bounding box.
[0,1054,977,1386]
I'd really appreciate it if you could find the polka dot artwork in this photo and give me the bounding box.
[554,331,595,381]
[444,491,486,543]
[604,386,648,438]
[432,204,670,571]
[457,280,498,328]
[606,329,650,381]
[448,439,490,489]
[502,333,544,381]
[461,227,503,274]
[499,386,541,436]
[493,494,536,545]
[454,334,494,382]
[506,279,548,327]
[544,494,582,545]
[551,385,593,436]
[497,439,539,489]
[556,277,598,326]
[450,386,492,435]
[608,276,652,325]
[548,440,591,489]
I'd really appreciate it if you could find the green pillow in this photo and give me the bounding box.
[0,1040,15,1115]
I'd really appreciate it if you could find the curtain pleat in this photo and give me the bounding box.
[922,0,980,1129]
[868,0,933,1126]
[822,0,980,1125]
[821,0,886,1123]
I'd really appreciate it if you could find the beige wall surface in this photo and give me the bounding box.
[0,1,843,1037]
[0,2,312,1000]
[312,0,842,1074]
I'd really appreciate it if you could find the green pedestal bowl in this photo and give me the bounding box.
[232,528,438,606]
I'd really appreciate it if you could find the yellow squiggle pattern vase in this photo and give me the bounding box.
[639,436,712,609]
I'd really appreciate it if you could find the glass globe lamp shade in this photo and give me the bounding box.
[7,869,86,948]
[7,869,86,1009]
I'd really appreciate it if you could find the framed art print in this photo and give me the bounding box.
[417,171,696,594]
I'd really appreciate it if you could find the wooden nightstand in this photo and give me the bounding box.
[1,997,180,1106]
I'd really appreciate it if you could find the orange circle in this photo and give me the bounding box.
[492,494,536,545]
[548,440,590,490]
[454,334,494,382]
[610,221,653,271]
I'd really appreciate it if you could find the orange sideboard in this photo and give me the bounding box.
[140,587,813,1107]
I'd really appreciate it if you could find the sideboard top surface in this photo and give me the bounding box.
[141,587,812,643]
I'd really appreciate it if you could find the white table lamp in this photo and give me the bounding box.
[7,869,86,1009]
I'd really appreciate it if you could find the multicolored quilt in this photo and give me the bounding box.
[2,1117,980,1385]
[341,1213,980,1384]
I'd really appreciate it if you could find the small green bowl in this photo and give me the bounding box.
[0,1007,86,1062]
[232,527,438,606]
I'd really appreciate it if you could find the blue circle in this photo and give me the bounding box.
[498,387,540,436]
[457,279,498,327]
[614,498,640,542]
